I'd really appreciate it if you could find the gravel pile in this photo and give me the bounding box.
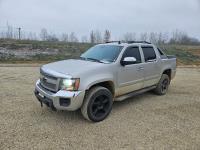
[0,47,59,59]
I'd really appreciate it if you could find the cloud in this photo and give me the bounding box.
[198,0,200,7]
[0,0,199,39]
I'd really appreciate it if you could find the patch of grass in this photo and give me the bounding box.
[0,39,93,51]
[160,45,200,65]
[0,39,200,65]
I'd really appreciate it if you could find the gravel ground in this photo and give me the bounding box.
[0,66,200,149]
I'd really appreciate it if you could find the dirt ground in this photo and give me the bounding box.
[0,66,200,150]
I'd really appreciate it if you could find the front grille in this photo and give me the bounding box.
[40,69,59,92]
[41,78,56,89]
[40,69,57,80]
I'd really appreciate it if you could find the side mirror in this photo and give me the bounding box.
[121,57,137,66]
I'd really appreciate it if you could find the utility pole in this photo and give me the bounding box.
[17,27,21,40]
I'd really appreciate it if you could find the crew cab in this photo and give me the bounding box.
[34,41,176,122]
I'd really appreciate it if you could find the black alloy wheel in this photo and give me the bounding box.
[81,86,113,122]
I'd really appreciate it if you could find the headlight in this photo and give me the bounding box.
[60,78,80,91]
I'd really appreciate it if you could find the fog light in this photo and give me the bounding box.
[59,98,70,107]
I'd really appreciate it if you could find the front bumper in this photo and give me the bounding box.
[34,80,85,111]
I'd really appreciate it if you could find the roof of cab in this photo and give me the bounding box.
[99,41,154,47]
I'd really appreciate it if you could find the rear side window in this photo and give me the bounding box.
[141,47,156,62]
[122,47,141,64]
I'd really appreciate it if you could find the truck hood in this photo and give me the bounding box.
[41,59,105,77]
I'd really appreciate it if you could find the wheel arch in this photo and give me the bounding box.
[86,81,115,96]
[162,68,172,80]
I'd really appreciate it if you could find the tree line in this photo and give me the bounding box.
[0,24,199,45]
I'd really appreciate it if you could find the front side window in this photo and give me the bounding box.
[122,47,141,64]
[141,47,156,62]
[81,45,123,63]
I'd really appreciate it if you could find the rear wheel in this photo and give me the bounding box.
[81,86,113,122]
[154,74,170,95]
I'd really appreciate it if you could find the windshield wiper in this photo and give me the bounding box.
[86,57,104,63]
[79,56,87,60]
[79,57,104,63]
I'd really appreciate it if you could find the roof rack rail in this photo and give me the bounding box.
[127,41,151,44]
[106,41,121,44]
[105,41,151,45]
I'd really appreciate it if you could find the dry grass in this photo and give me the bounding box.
[1,39,200,65]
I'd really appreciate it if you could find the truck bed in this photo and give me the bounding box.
[167,55,176,59]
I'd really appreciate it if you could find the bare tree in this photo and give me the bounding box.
[140,32,148,41]
[81,35,88,43]
[0,31,5,39]
[163,32,169,44]
[6,24,13,39]
[149,32,158,44]
[40,28,48,41]
[61,33,69,42]
[103,30,111,43]
[20,31,26,40]
[69,32,78,42]
[169,30,184,44]
[12,30,18,39]
[27,32,34,40]
[95,30,102,43]
[157,32,164,44]
[47,33,59,42]
[90,30,96,43]
[32,32,38,40]
[123,32,136,41]
[169,30,200,45]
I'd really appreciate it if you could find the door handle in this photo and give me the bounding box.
[137,66,144,71]
[147,59,156,63]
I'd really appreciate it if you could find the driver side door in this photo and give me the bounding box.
[116,47,144,96]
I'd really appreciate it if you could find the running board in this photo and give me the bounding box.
[115,86,156,101]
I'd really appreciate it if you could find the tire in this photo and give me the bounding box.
[81,86,113,122]
[154,74,170,95]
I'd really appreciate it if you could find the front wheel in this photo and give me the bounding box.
[154,74,170,95]
[81,86,113,122]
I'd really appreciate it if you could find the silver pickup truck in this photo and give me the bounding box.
[34,41,176,122]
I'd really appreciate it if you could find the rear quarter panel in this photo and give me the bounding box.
[160,57,177,80]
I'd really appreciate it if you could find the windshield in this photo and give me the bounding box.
[80,45,123,63]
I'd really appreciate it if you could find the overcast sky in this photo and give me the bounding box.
[0,0,200,39]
